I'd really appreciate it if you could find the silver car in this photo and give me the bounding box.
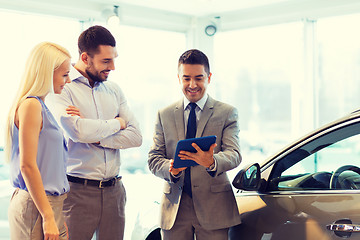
[231,109,360,239]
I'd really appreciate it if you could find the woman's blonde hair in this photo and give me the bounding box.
[4,42,71,162]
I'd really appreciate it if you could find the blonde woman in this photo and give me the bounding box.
[5,42,71,240]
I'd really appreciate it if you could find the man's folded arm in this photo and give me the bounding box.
[51,91,121,144]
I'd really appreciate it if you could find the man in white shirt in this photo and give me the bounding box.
[50,25,142,240]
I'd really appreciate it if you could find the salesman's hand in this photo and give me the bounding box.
[169,159,186,176]
[66,105,84,118]
[178,143,217,168]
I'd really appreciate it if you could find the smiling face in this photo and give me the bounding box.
[84,45,118,85]
[53,58,71,94]
[178,64,212,103]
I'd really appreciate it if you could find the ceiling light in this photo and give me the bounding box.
[102,5,120,26]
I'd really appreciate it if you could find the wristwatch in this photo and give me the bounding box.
[207,160,215,170]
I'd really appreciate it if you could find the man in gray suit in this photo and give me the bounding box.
[148,49,241,240]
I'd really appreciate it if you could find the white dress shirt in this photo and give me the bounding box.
[49,66,142,180]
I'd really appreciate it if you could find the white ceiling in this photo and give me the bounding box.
[0,0,293,18]
[1,0,360,32]
[107,0,290,16]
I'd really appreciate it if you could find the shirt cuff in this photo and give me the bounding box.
[206,158,217,172]
[171,171,183,183]
[98,119,121,147]
[107,118,121,133]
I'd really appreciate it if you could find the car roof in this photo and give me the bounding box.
[260,108,360,168]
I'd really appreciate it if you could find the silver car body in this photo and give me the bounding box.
[232,110,360,239]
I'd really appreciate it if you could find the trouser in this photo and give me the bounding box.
[63,179,126,240]
[8,188,68,240]
[161,192,229,240]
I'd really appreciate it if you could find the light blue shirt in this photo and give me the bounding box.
[10,96,70,195]
[49,66,142,180]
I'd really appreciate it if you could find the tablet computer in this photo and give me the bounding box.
[173,135,217,168]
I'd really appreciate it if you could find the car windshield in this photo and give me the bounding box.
[267,121,360,191]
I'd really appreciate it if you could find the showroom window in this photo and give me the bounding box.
[214,14,360,166]
[317,14,360,126]
[213,22,303,164]
[106,24,187,173]
[0,11,80,147]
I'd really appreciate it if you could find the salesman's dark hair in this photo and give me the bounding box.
[178,49,210,75]
[78,25,116,56]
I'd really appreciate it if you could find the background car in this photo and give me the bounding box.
[231,109,360,239]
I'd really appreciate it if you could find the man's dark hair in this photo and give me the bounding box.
[78,25,116,56]
[178,49,210,75]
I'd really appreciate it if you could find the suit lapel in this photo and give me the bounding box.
[196,96,214,137]
[174,100,185,140]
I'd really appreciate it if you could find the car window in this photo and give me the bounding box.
[268,121,360,191]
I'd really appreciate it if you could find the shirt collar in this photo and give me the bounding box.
[69,65,93,87]
[183,94,208,111]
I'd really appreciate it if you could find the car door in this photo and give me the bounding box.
[232,118,360,240]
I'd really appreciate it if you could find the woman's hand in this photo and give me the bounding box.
[43,215,60,240]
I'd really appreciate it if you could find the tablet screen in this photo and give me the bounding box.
[173,135,217,168]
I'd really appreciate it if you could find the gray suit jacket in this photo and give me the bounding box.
[148,96,242,230]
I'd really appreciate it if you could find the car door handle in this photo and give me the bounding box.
[327,224,360,232]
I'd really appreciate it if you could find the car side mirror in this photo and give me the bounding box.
[232,163,261,191]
